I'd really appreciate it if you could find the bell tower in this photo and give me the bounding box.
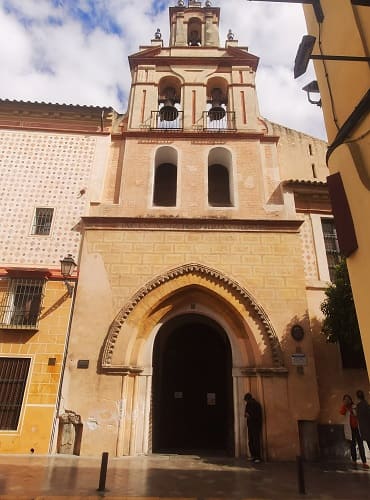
[63,0,327,461]
[111,0,279,221]
[169,0,220,47]
[126,2,265,133]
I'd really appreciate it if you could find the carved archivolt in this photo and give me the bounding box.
[101,262,284,370]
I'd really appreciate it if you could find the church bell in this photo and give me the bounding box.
[208,88,226,121]
[159,86,179,122]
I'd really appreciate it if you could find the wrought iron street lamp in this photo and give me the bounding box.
[60,254,77,297]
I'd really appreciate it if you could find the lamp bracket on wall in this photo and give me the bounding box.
[302,80,322,107]
[294,35,370,78]
[60,254,77,297]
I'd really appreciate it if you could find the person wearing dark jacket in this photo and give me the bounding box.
[244,392,263,463]
[356,390,370,451]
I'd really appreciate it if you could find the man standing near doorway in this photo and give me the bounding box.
[244,392,263,463]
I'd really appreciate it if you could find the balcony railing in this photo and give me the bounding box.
[202,110,236,131]
[150,110,183,130]
[147,109,236,132]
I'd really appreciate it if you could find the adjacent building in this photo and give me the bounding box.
[303,0,370,376]
[0,101,113,453]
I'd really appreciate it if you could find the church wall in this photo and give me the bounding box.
[269,123,328,182]
[91,137,291,220]
[62,225,320,458]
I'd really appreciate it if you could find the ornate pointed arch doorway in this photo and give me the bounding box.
[152,314,234,455]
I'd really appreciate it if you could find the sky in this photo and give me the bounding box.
[0,0,326,139]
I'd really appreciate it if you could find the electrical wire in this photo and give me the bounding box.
[344,129,370,144]
[318,22,340,131]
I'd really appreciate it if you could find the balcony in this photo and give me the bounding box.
[147,109,237,132]
[150,109,183,130]
[202,110,236,132]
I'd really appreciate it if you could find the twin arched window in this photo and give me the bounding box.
[152,147,233,208]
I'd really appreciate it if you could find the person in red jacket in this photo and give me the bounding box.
[340,394,369,469]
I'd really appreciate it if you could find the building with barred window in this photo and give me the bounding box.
[303,0,370,376]
[0,102,114,453]
[0,1,368,458]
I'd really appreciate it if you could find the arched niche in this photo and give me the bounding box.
[153,146,178,207]
[208,147,234,207]
[188,17,202,46]
[155,145,178,167]
[206,77,229,109]
[158,77,182,109]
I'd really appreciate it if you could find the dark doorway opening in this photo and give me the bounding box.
[152,314,234,455]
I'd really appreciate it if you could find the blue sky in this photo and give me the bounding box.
[0,0,325,139]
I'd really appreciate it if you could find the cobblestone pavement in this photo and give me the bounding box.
[0,454,370,499]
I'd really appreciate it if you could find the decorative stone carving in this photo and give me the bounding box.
[59,410,81,425]
[101,263,284,371]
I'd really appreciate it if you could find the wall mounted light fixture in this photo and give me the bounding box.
[60,254,77,297]
[302,80,321,107]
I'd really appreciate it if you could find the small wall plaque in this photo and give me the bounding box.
[77,359,89,369]
[291,353,307,366]
[207,393,216,406]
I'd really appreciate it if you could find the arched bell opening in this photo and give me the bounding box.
[152,313,234,456]
[158,77,182,125]
[205,77,232,130]
[187,17,202,46]
[207,78,228,117]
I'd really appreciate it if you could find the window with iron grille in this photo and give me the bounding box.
[321,218,341,281]
[0,278,45,328]
[0,357,31,430]
[31,207,54,235]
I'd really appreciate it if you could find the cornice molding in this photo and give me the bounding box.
[81,216,302,233]
[121,130,279,142]
[129,46,259,71]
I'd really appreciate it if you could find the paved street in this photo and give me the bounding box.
[0,454,370,499]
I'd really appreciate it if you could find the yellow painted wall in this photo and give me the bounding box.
[303,0,370,377]
[0,280,72,454]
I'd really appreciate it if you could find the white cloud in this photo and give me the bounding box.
[0,9,33,73]
[0,0,326,139]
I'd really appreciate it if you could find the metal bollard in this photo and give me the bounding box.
[296,455,306,495]
[97,451,109,492]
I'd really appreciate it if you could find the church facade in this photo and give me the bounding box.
[0,1,368,458]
